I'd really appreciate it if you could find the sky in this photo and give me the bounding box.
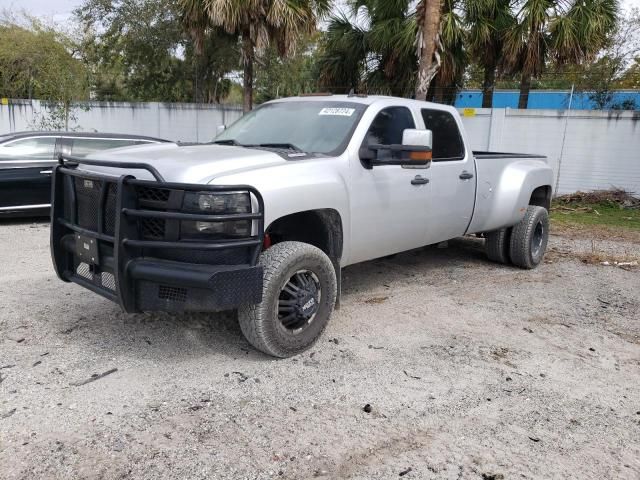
[5,0,640,23]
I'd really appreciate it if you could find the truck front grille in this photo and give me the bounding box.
[73,177,169,240]
[136,185,171,202]
[141,218,166,239]
[105,184,117,235]
[74,177,102,231]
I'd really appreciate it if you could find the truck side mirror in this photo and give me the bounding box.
[402,129,432,156]
[361,129,433,168]
[216,125,226,136]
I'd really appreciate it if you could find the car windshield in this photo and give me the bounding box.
[215,101,367,155]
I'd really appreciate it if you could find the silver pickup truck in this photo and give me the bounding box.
[50,95,553,357]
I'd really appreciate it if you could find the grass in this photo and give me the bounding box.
[546,190,640,267]
[550,200,640,231]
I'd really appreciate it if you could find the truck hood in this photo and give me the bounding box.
[78,142,288,183]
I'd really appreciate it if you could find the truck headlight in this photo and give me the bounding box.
[193,192,251,213]
[181,192,252,239]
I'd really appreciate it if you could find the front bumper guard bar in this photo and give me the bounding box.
[51,155,265,313]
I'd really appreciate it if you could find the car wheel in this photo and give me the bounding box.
[509,205,549,269]
[238,241,337,358]
[485,228,511,264]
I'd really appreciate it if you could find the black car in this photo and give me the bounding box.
[0,131,170,217]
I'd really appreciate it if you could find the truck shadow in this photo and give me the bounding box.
[342,236,488,296]
[0,216,49,226]
[45,236,491,362]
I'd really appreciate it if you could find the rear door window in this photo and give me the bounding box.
[420,109,465,161]
[0,137,57,161]
[70,138,150,157]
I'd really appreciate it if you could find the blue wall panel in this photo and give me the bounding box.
[454,90,639,110]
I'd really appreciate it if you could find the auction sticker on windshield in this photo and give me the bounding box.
[318,107,356,116]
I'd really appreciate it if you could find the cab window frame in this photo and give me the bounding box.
[361,106,417,164]
[420,108,466,162]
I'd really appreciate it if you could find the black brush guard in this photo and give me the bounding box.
[50,155,264,313]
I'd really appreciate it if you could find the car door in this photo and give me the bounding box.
[348,106,432,264]
[419,108,476,244]
[0,136,58,213]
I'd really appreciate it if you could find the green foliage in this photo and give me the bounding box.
[181,0,331,110]
[581,8,639,109]
[254,34,323,103]
[432,0,468,103]
[534,9,640,109]
[503,0,619,107]
[76,0,239,102]
[463,0,515,107]
[29,102,91,131]
[317,0,470,101]
[185,29,239,103]
[77,0,187,101]
[0,20,88,102]
[317,0,419,96]
[551,200,640,230]
[616,58,640,89]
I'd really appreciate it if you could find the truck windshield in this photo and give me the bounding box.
[215,101,367,155]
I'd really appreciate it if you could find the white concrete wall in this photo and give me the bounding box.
[0,100,243,143]
[1,100,638,195]
[458,108,640,196]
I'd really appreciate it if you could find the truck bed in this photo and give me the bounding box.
[466,151,550,235]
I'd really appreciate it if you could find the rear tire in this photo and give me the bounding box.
[509,206,549,269]
[238,241,337,358]
[485,228,511,264]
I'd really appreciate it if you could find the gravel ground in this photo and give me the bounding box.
[0,219,639,480]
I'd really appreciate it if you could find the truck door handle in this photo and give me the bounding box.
[40,170,52,175]
[411,175,429,186]
[459,171,474,180]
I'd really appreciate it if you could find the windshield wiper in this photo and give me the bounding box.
[214,140,306,154]
[213,139,240,146]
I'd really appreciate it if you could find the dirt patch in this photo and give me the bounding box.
[546,244,640,269]
[0,220,639,479]
[363,296,389,304]
[551,222,640,243]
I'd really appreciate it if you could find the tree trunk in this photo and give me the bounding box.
[194,58,202,104]
[434,78,445,104]
[415,0,442,100]
[428,75,438,102]
[482,62,496,108]
[518,72,531,109]
[64,100,70,131]
[241,31,254,112]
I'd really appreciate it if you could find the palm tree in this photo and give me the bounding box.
[180,0,209,56]
[504,0,617,109]
[431,0,467,104]
[317,13,369,93]
[319,0,466,103]
[318,0,418,96]
[464,0,515,108]
[209,0,331,111]
[415,0,443,100]
[180,0,238,103]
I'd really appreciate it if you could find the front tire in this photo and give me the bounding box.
[238,241,337,358]
[509,206,549,269]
